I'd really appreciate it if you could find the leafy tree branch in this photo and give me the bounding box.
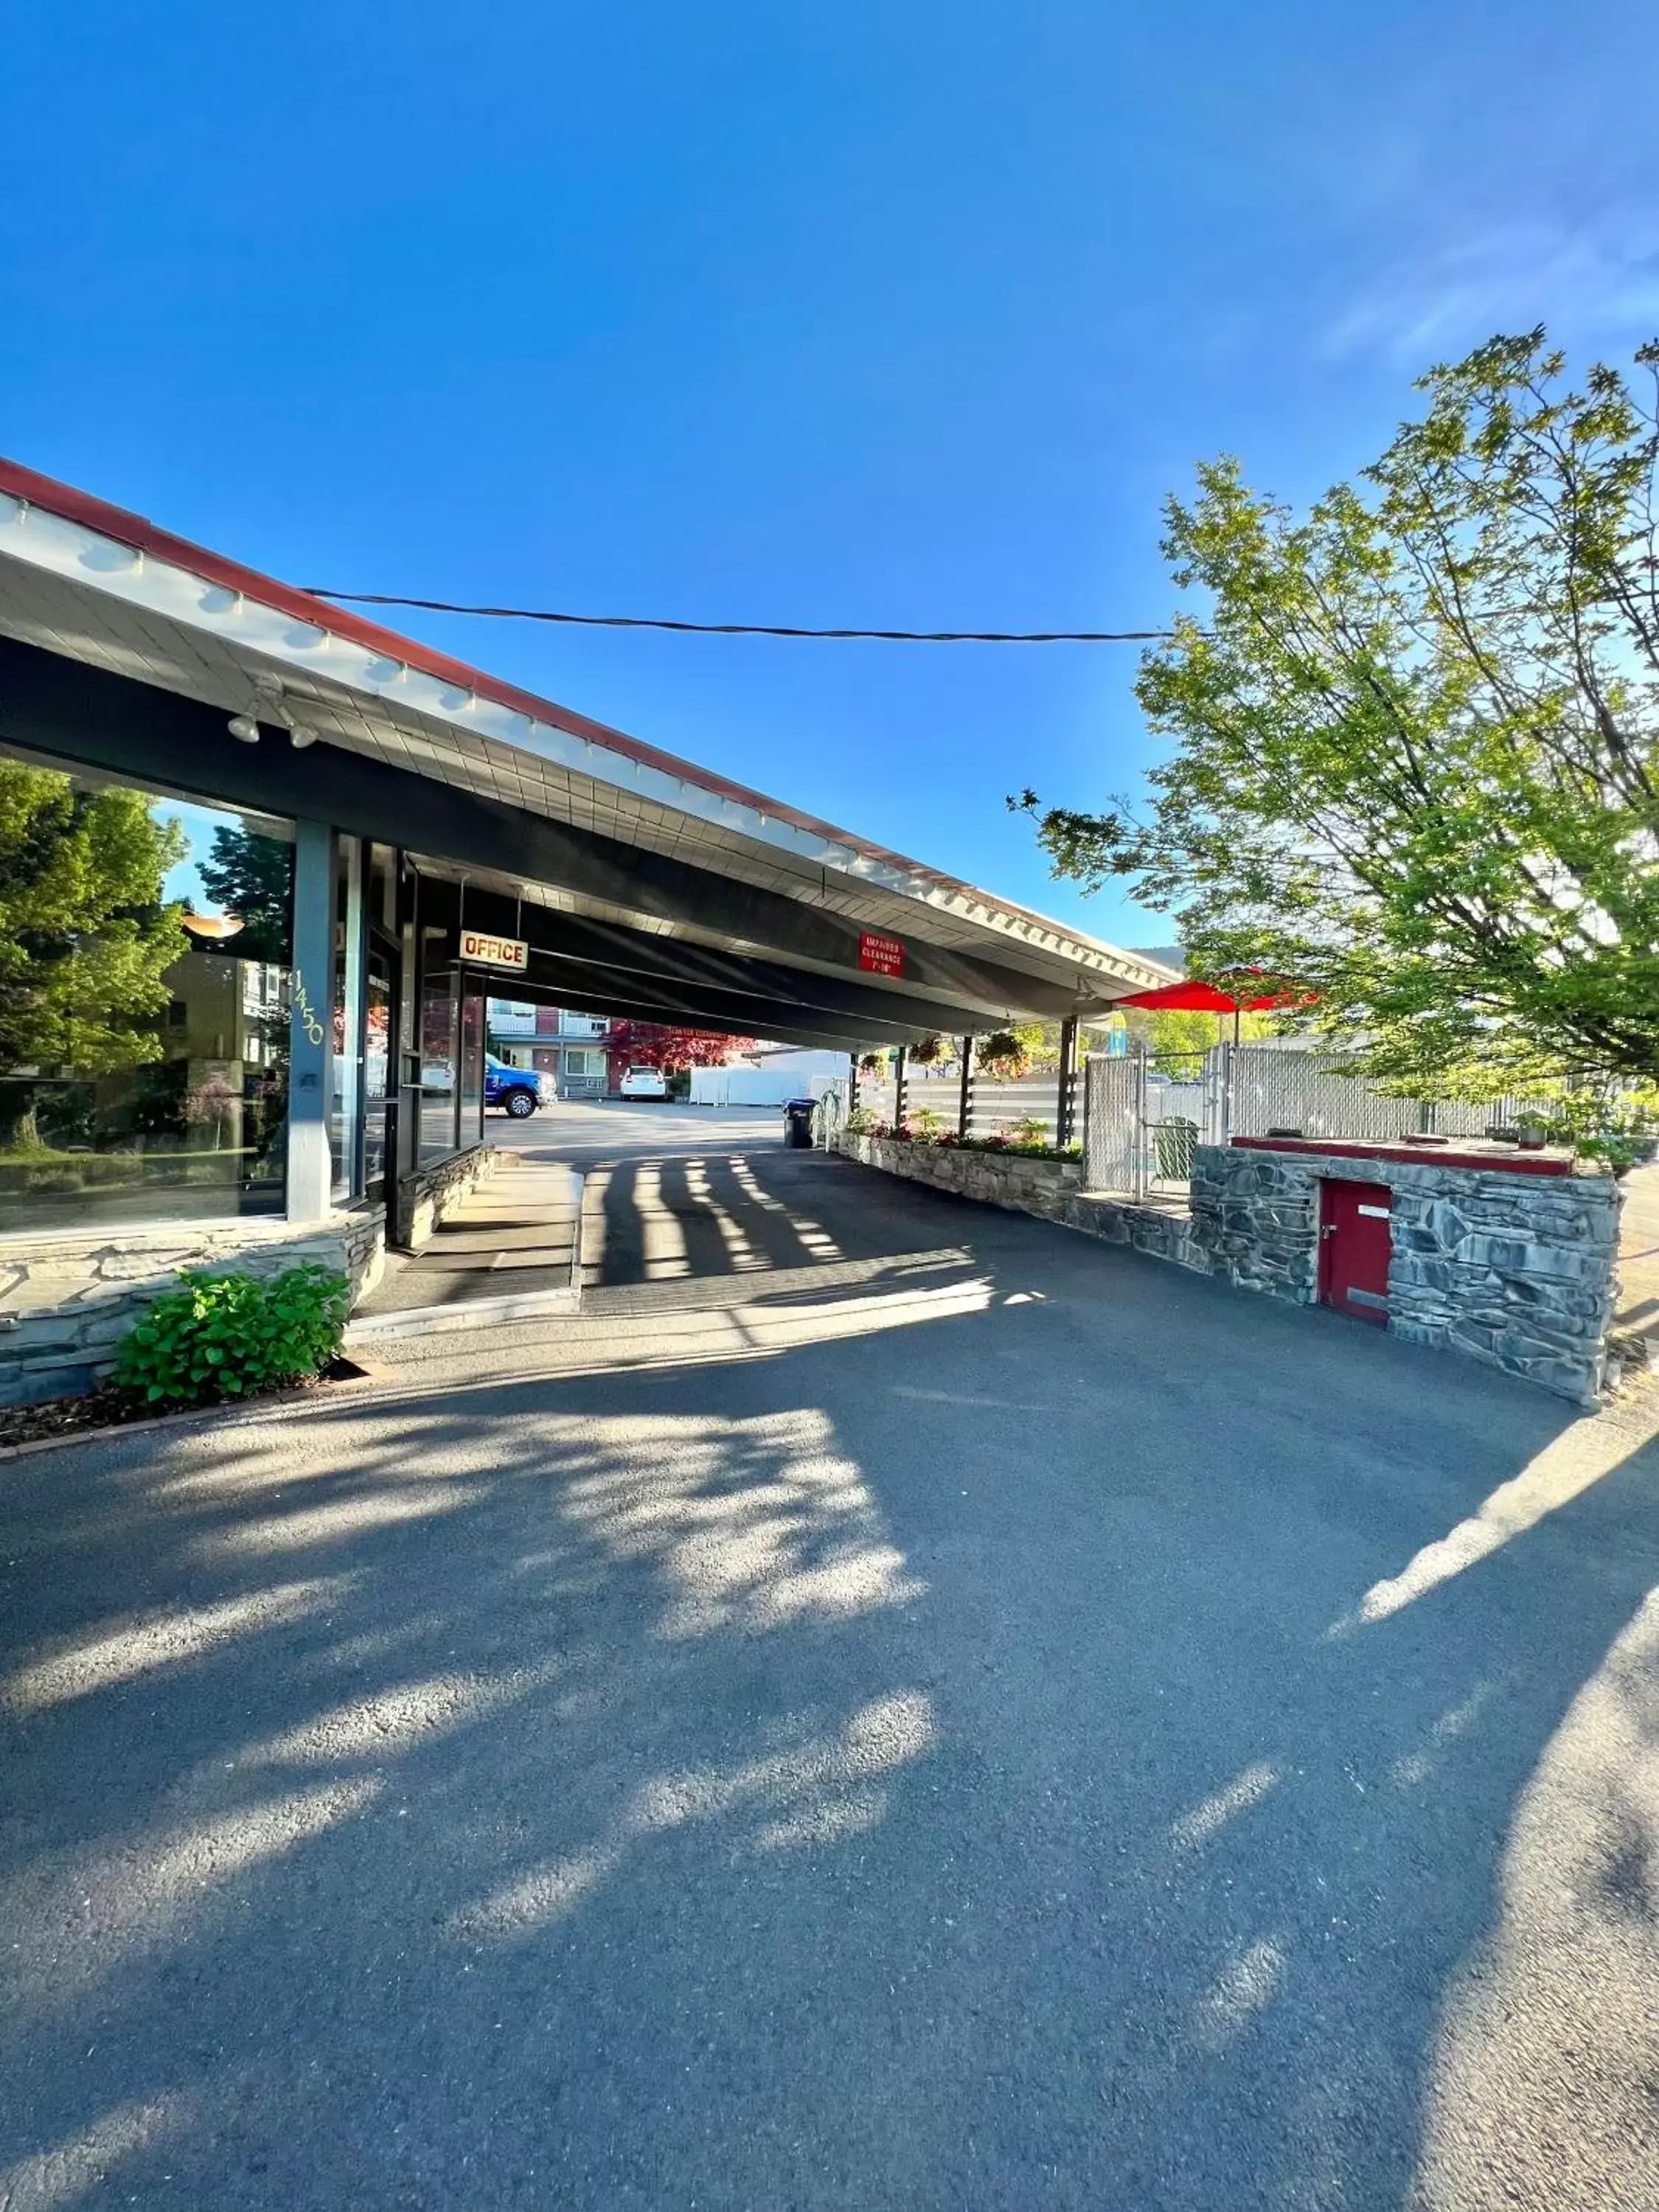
[1015,329,1659,1093]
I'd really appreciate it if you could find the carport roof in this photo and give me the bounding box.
[0,458,1177,1006]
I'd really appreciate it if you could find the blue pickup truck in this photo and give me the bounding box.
[484,1054,549,1119]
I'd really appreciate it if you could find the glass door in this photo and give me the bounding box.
[362,937,396,1198]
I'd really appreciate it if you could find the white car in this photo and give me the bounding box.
[618,1065,669,1099]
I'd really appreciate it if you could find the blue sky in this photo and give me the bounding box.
[4,1,1657,947]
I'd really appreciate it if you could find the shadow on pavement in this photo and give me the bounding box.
[4,1150,1659,2209]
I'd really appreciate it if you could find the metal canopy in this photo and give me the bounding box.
[0,459,1180,1043]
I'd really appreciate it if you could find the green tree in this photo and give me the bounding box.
[1091,1007,1275,1060]
[0,762,187,1144]
[1143,1009,1221,1060]
[1018,330,1659,1095]
[197,825,293,961]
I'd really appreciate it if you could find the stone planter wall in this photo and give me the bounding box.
[835,1132,1085,1220]
[837,1133,1214,1270]
[0,1207,384,1408]
[1192,1144,1621,1405]
[0,1140,502,1406]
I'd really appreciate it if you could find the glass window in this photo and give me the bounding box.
[362,945,393,1193]
[419,946,459,1166]
[563,1048,605,1078]
[329,837,364,1200]
[459,992,484,1147]
[0,745,293,1233]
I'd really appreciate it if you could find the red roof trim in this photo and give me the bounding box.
[0,456,1099,939]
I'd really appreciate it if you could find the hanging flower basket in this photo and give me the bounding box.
[975,1030,1030,1080]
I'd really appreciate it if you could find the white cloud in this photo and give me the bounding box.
[1326,208,1659,364]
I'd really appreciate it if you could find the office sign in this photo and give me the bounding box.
[858,931,905,978]
[459,929,529,973]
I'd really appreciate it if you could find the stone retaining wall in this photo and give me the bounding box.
[835,1132,1208,1259]
[835,1132,1085,1220]
[0,1141,502,1406]
[1191,1144,1620,1405]
[399,1141,500,1251]
[1064,1192,1213,1273]
[0,1211,383,1408]
[835,1130,1621,1405]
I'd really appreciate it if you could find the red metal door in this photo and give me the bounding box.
[1319,1179,1392,1326]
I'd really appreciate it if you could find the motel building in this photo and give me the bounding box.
[487,1003,615,1098]
[0,461,1174,1402]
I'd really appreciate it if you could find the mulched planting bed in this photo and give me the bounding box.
[0,1356,378,1451]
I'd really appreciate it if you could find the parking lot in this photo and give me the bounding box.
[4,1101,1658,2208]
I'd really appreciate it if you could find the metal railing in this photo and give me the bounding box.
[813,1082,848,1147]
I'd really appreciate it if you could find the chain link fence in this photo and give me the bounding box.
[1225,1048,1422,1144]
[1084,1044,1557,1202]
[1082,1049,1217,1200]
[1225,1049,1551,1143]
[846,1038,1556,1196]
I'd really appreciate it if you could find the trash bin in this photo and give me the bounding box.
[783,1098,816,1149]
[1152,1116,1198,1181]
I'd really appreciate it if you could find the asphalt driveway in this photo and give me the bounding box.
[4,1135,1658,2210]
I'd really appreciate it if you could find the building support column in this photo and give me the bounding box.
[286,818,335,1223]
[892,1046,908,1131]
[1056,1016,1079,1147]
[958,1037,975,1138]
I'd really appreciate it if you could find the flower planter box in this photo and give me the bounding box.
[835,1132,1084,1222]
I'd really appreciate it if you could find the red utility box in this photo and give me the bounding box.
[1319,1179,1393,1326]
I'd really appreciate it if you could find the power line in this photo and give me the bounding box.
[300,586,1176,644]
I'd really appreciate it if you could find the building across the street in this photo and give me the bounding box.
[487,1001,614,1097]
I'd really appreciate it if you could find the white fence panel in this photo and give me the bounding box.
[695,1066,839,1107]
[969,1073,1066,1140]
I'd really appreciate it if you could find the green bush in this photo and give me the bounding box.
[114,1262,350,1408]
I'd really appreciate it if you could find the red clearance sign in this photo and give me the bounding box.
[858,931,905,978]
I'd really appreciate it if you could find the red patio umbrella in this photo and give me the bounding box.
[1114,975,1295,1046]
